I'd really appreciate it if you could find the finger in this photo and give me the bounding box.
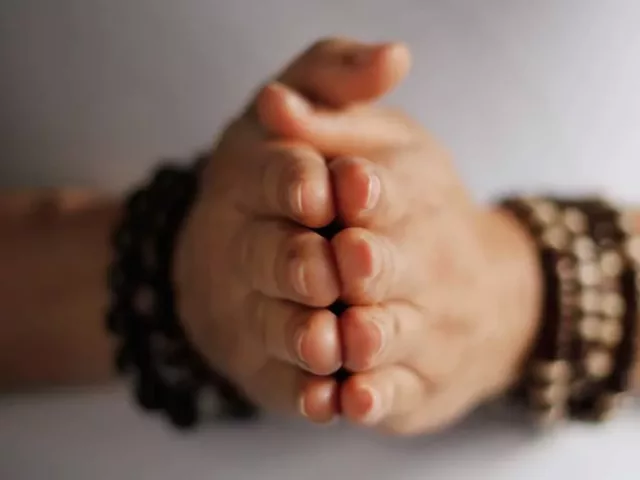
[332,227,418,304]
[275,38,411,107]
[329,156,409,229]
[256,83,415,157]
[245,293,342,375]
[245,359,339,424]
[340,366,426,429]
[238,220,340,307]
[237,143,334,228]
[340,302,426,372]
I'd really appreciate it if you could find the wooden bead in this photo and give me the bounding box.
[564,208,588,234]
[531,360,571,382]
[601,250,624,277]
[601,292,625,317]
[578,262,601,287]
[618,211,635,234]
[580,289,601,313]
[531,383,570,406]
[543,225,570,250]
[535,404,566,427]
[584,348,614,379]
[600,318,623,347]
[593,393,625,422]
[578,315,602,342]
[532,200,558,225]
[573,237,597,261]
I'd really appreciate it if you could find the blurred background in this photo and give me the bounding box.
[2,1,640,479]
[2,0,640,202]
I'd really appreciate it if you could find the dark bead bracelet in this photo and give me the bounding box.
[106,156,257,429]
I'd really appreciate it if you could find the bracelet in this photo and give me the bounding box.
[106,156,257,429]
[502,196,639,425]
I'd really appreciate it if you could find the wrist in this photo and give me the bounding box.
[477,207,542,396]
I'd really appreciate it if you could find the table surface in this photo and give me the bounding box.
[1,386,639,480]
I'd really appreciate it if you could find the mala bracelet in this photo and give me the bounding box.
[502,196,640,425]
[106,157,257,429]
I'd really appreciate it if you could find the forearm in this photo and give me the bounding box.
[0,191,120,390]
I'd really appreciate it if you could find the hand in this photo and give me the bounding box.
[173,39,412,423]
[257,71,542,435]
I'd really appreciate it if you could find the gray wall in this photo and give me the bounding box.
[1,0,639,202]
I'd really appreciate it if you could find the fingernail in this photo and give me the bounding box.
[367,318,385,361]
[290,182,304,217]
[292,260,308,297]
[344,233,380,284]
[356,385,383,425]
[364,172,381,211]
[298,393,309,418]
[295,328,309,367]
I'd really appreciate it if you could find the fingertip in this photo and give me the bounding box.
[330,157,380,224]
[299,309,342,375]
[341,375,384,426]
[300,377,339,424]
[299,234,341,307]
[332,228,379,304]
[341,306,384,372]
[380,42,412,83]
[297,174,336,229]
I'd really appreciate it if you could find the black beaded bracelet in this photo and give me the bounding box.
[106,156,257,429]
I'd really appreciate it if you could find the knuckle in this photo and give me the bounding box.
[369,236,396,300]
[267,146,319,216]
[276,229,316,294]
[234,222,255,284]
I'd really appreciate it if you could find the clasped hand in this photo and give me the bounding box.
[173,39,539,436]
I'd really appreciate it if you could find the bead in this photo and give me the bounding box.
[593,393,624,422]
[135,375,166,411]
[542,225,570,249]
[584,348,614,379]
[601,292,625,317]
[531,360,571,382]
[133,285,155,315]
[578,262,600,287]
[532,200,558,225]
[601,250,624,277]
[573,237,597,260]
[534,404,566,428]
[618,211,634,232]
[197,386,223,419]
[578,316,602,342]
[166,389,198,429]
[580,289,601,313]
[531,383,570,406]
[564,208,588,234]
[600,318,623,347]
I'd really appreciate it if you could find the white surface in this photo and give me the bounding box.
[1,386,640,480]
[2,1,640,478]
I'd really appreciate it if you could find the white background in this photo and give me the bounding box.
[1,1,640,478]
